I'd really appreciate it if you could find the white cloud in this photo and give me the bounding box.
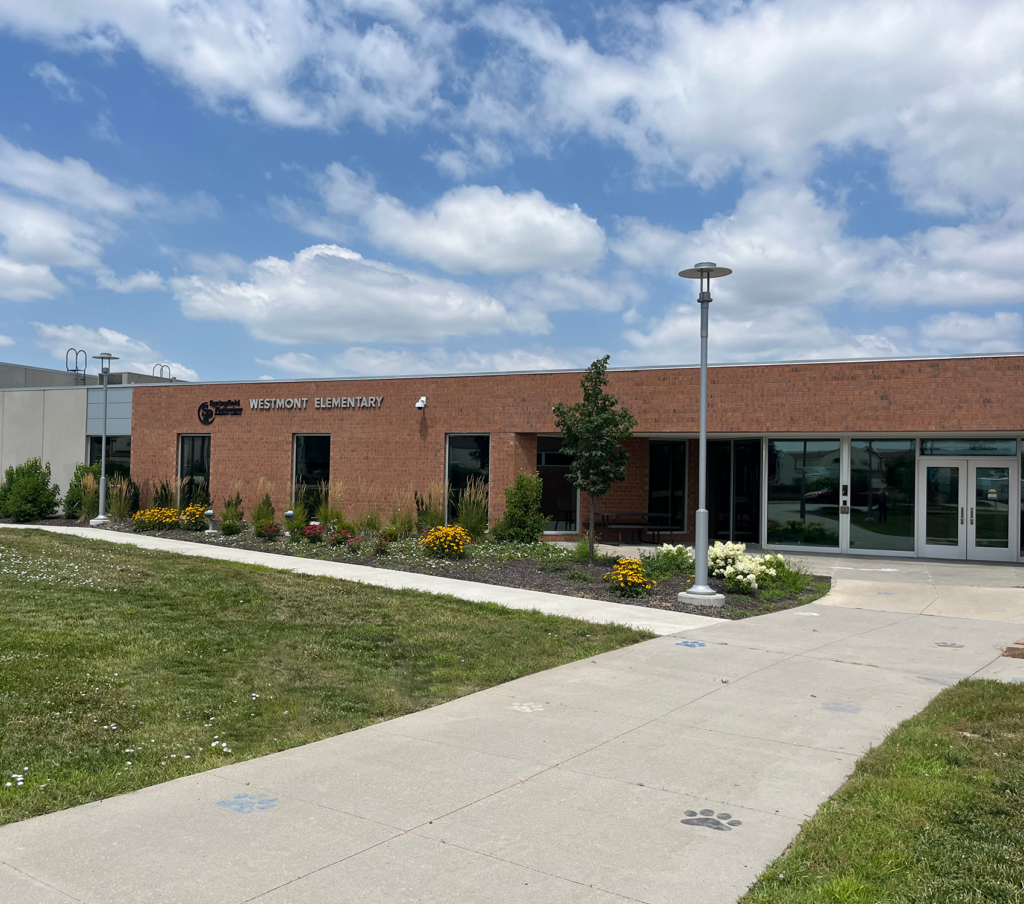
[918,310,1023,353]
[0,0,454,131]
[95,268,164,293]
[615,180,1023,363]
[283,164,607,274]
[0,256,65,301]
[30,61,80,101]
[0,136,156,214]
[90,111,120,144]
[0,332,14,346]
[260,344,589,377]
[472,0,1023,214]
[173,243,533,344]
[0,136,214,300]
[614,183,1023,312]
[33,322,199,380]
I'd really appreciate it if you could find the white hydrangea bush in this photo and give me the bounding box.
[657,543,695,572]
[707,541,747,576]
[709,543,791,595]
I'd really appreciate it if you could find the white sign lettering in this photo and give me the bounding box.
[248,396,383,411]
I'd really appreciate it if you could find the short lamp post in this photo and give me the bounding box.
[678,263,731,604]
[90,353,119,527]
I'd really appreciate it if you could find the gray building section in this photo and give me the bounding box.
[0,387,89,502]
[86,387,133,436]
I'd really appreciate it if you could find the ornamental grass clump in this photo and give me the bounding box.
[604,557,655,598]
[420,524,471,559]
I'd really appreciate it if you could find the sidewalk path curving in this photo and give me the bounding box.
[0,526,1021,903]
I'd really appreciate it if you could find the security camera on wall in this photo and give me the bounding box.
[415,396,427,409]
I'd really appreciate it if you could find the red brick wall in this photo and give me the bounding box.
[130,356,1023,527]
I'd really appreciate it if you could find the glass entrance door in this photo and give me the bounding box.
[969,462,1015,561]
[918,457,1018,560]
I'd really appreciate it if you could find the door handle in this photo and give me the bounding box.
[970,507,974,526]
[960,507,964,525]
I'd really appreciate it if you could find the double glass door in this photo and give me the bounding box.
[918,458,1018,561]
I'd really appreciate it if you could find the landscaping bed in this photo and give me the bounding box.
[95,519,831,619]
[0,529,651,826]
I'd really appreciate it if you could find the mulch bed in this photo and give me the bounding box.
[8,517,831,619]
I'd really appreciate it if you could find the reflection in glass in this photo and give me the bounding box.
[925,466,960,546]
[974,467,1009,549]
[920,438,1017,456]
[767,440,840,547]
[89,435,132,477]
[538,437,577,532]
[179,435,211,506]
[447,434,489,521]
[850,440,915,551]
[294,435,330,510]
[648,441,687,530]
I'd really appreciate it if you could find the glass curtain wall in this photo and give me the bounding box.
[849,439,916,551]
[767,439,841,547]
[537,437,577,532]
[446,434,490,522]
[294,435,330,510]
[1021,450,1023,556]
[708,439,761,543]
[179,435,211,507]
[648,441,687,531]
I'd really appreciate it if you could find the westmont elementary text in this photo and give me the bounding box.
[248,396,386,411]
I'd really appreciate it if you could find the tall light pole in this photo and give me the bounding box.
[678,262,731,603]
[89,353,119,527]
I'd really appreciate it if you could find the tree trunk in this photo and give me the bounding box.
[588,494,595,566]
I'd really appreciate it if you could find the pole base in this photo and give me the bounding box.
[89,516,111,528]
[680,587,725,607]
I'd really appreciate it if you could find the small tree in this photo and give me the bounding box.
[553,355,636,564]
[492,471,547,544]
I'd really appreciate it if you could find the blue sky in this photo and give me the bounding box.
[0,0,1020,382]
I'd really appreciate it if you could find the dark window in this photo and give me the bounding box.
[447,434,489,521]
[294,435,330,510]
[179,435,211,507]
[850,439,915,552]
[767,439,840,547]
[708,439,761,543]
[537,437,577,532]
[88,435,131,478]
[648,441,687,529]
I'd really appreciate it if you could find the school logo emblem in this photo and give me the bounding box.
[198,401,215,425]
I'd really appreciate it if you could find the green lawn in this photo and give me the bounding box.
[741,679,1024,904]
[0,530,651,826]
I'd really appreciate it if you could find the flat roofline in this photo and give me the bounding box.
[102,350,1024,390]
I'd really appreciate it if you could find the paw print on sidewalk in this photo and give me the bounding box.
[935,642,965,649]
[510,702,545,713]
[822,702,861,713]
[217,793,278,813]
[681,809,742,831]
[676,640,706,648]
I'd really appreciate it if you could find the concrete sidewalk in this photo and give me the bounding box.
[1,529,1021,903]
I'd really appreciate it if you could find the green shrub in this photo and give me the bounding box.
[356,511,382,534]
[455,477,489,541]
[221,520,242,536]
[642,544,696,582]
[0,458,61,522]
[315,498,347,534]
[491,471,547,543]
[252,492,275,528]
[63,463,101,518]
[388,507,416,539]
[255,521,280,541]
[221,491,244,523]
